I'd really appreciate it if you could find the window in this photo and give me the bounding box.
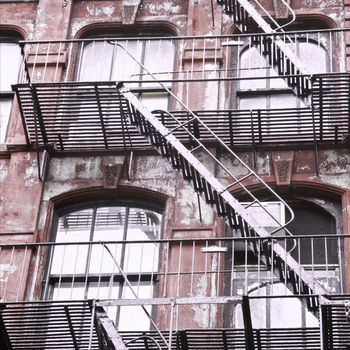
[237,39,328,109]
[224,198,340,329]
[45,205,162,331]
[77,36,175,110]
[0,35,21,143]
[234,34,329,139]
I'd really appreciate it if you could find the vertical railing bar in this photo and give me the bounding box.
[284,237,287,295]
[75,40,86,81]
[190,38,195,79]
[150,241,157,299]
[3,247,15,299]
[109,242,119,298]
[157,39,162,80]
[96,242,106,299]
[179,38,184,80]
[70,244,80,300]
[16,246,28,302]
[88,299,96,350]
[337,235,344,293]
[202,38,206,79]
[224,40,229,79]
[325,237,329,288]
[176,241,182,298]
[329,31,333,71]
[163,241,170,298]
[99,40,107,80]
[31,43,40,82]
[65,41,74,82]
[311,237,315,281]
[298,238,301,295]
[56,244,67,300]
[53,41,62,83]
[43,244,55,299]
[257,238,261,296]
[137,242,145,297]
[244,239,248,295]
[230,240,235,296]
[42,41,51,83]
[271,239,274,295]
[217,240,221,296]
[214,37,218,76]
[190,241,195,296]
[204,240,208,279]
[89,40,96,80]
[122,241,131,298]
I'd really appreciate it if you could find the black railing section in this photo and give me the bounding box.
[13,75,349,151]
[1,298,349,349]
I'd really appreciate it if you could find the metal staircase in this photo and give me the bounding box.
[217,0,311,97]
[115,82,327,312]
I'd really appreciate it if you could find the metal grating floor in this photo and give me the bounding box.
[13,77,349,152]
[0,300,349,349]
[0,301,100,350]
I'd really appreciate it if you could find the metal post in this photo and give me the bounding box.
[242,295,255,350]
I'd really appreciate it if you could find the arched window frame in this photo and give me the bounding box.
[44,201,164,331]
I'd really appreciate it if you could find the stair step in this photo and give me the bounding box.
[217,0,311,97]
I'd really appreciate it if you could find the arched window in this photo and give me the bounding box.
[224,196,341,329]
[77,34,175,110]
[45,204,162,331]
[238,39,328,110]
[0,31,22,143]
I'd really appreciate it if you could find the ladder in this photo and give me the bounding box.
[116,82,327,312]
[217,0,311,97]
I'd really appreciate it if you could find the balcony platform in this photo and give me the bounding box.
[13,76,349,152]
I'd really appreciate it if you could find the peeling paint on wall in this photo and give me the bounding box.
[146,2,182,15]
[0,264,17,281]
[86,5,115,17]
[320,150,350,174]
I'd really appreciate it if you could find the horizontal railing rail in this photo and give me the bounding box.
[0,235,347,303]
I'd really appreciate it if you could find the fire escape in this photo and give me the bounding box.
[1,0,350,349]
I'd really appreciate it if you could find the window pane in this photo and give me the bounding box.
[111,40,143,83]
[50,209,93,274]
[0,42,21,91]
[52,282,85,301]
[118,283,153,331]
[0,97,12,143]
[143,40,174,87]
[124,208,161,273]
[299,42,327,74]
[89,207,126,274]
[239,47,268,90]
[78,41,114,81]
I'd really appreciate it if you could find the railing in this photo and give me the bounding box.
[17,29,348,85]
[14,81,349,151]
[0,235,346,304]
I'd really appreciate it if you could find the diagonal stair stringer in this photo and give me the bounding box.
[219,0,311,97]
[117,83,327,305]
